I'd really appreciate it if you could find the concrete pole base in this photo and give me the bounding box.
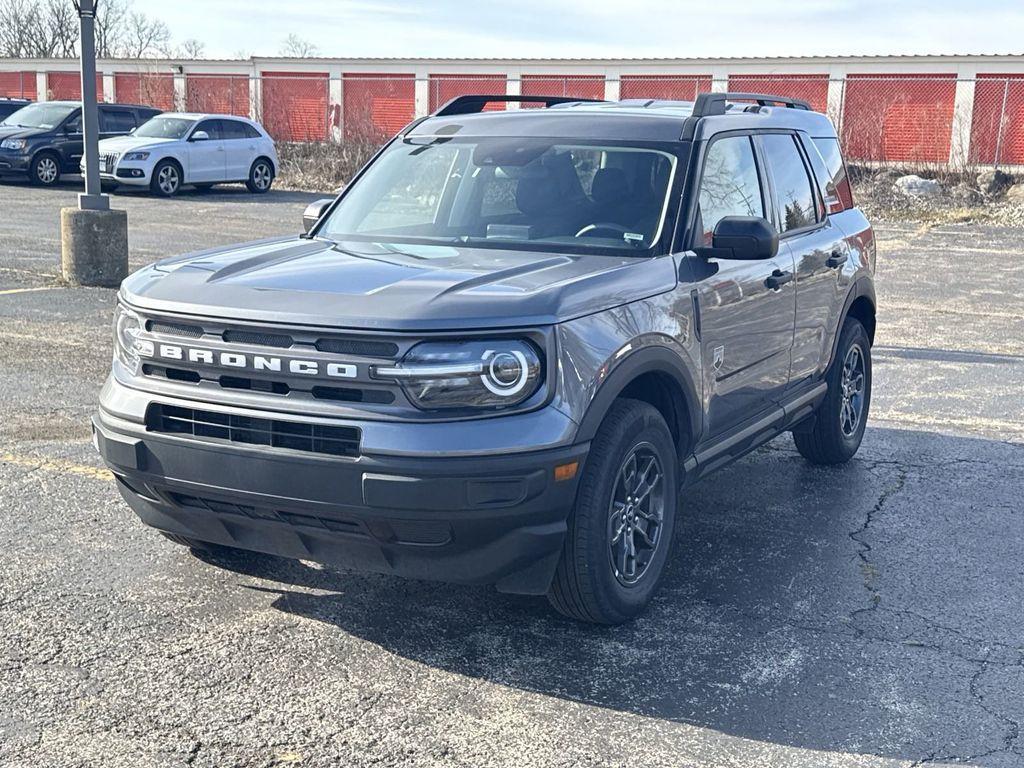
[60,207,129,287]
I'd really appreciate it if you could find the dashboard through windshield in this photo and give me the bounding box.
[318,137,678,254]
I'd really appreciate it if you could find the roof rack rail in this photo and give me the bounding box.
[434,94,605,116]
[692,92,812,117]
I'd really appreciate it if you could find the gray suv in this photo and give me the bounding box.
[94,92,875,624]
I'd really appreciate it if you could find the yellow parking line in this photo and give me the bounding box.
[0,286,60,296]
[0,452,113,481]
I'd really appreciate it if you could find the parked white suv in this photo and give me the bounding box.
[87,113,278,196]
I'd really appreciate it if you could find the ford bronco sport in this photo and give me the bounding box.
[94,92,875,624]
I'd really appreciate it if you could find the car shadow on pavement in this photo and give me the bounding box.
[202,426,1024,764]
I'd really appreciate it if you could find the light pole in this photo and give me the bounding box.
[61,0,129,287]
[76,0,106,211]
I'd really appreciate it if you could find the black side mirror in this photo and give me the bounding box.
[302,198,333,234]
[697,216,779,260]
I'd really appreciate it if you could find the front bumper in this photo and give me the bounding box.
[0,150,30,174]
[95,379,587,595]
[85,161,151,185]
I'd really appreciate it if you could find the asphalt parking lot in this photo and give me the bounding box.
[1,177,1022,768]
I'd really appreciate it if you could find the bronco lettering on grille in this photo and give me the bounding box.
[147,343,357,379]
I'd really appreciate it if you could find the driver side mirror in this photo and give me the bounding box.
[190,130,209,142]
[696,216,778,260]
[302,198,333,234]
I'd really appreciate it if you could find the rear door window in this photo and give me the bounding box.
[696,135,765,245]
[761,133,820,233]
[220,120,248,140]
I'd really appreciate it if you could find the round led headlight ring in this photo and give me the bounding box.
[482,349,529,396]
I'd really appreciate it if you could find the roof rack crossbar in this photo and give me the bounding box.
[692,92,812,117]
[434,94,606,116]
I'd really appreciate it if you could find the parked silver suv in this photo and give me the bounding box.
[94,93,875,624]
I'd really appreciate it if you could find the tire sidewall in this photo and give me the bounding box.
[575,404,678,620]
[829,320,872,456]
[150,160,181,197]
[31,152,60,186]
[247,159,273,193]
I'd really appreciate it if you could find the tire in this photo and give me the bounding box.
[150,159,182,197]
[793,317,872,465]
[29,152,61,186]
[548,399,678,624]
[245,158,274,193]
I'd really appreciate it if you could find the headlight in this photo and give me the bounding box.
[123,151,150,161]
[113,304,153,374]
[373,339,543,410]
[0,138,26,150]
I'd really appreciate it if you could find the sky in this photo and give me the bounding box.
[132,0,1024,60]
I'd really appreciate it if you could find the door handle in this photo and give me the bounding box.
[765,269,794,290]
[826,250,846,269]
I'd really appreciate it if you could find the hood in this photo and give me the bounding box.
[0,124,49,141]
[98,135,176,153]
[121,236,678,331]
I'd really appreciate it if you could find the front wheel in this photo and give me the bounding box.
[245,158,274,193]
[30,152,61,186]
[150,160,182,197]
[548,399,678,624]
[793,317,872,464]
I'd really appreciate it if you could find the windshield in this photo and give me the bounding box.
[1,103,76,129]
[319,137,678,253]
[134,116,195,139]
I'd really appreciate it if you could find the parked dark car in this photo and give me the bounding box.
[95,92,875,624]
[0,100,161,185]
[0,97,31,123]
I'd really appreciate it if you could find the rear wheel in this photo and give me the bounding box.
[245,158,274,193]
[548,399,678,624]
[150,159,182,197]
[793,317,872,464]
[30,152,61,186]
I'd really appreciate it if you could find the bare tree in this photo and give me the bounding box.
[0,0,202,59]
[177,38,205,59]
[44,0,79,58]
[120,11,172,58]
[279,33,319,58]
[94,0,131,58]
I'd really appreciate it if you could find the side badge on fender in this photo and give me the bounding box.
[713,345,725,372]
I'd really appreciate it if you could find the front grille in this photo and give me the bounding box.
[148,404,360,458]
[101,152,119,170]
[223,329,294,348]
[148,320,205,339]
[315,338,399,358]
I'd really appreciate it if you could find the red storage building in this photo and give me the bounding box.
[261,71,329,142]
[342,73,415,141]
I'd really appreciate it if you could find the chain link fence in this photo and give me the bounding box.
[3,72,1023,170]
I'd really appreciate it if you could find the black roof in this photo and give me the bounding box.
[408,94,838,143]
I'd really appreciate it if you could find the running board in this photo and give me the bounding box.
[681,382,827,485]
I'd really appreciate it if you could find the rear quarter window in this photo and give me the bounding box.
[812,137,854,212]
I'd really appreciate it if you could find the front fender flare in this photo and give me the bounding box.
[572,344,701,448]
